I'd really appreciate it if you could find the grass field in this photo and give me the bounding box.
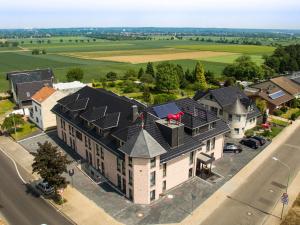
[174,44,275,55]
[0,100,15,115]
[0,37,277,92]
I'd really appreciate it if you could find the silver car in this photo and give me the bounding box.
[223,143,242,153]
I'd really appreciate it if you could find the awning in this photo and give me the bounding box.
[197,153,214,164]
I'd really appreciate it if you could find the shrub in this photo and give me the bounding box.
[281,106,288,113]
[153,94,177,104]
[273,109,283,116]
[245,129,254,137]
[290,111,300,121]
[106,71,117,81]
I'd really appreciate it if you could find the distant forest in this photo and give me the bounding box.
[1,27,300,39]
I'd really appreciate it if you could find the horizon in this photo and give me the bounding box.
[0,0,299,29]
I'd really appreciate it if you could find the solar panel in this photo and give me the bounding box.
[269,90,285,100]
[153,103,180,118]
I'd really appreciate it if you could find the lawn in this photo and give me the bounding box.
[202,54,264,65]
[11,121,38,141]
[0,99,15,115]
[173,44,275,55]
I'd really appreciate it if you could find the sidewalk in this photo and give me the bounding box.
[263,171,300,225]
[179,119,300,225]
[0,136,122,225]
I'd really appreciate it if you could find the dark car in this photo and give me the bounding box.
[36,181,54,196]
[251,136,266,146]
[223,143,242,153]
[240,138,259,149]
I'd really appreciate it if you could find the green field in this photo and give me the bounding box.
[0,37,277,92]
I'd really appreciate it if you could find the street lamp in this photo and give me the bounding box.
[272,156,291,219]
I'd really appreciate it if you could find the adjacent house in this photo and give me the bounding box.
[52,86,230,204]
[30,87,66,131]
[194,86,261,138]
[7,69,54,107]
[270,76,300,99]
[244,79,296,114]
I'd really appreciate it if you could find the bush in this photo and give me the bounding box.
[245,129,254,137]
[66,68,84,81]
[290,111,300,121]
[153,94,177,104]
[281,106,288,113]
[273,109,283,116]
[106,71,117,81]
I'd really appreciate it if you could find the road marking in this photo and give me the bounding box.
[283,143,300,150]
[0,146,26,184]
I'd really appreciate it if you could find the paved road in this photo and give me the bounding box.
[0,150,73,225]
[201,125,300,225]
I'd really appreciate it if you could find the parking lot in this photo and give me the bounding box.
[19,131,269,225]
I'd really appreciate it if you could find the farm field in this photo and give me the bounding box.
[62,50,237,64]
[0,37,276,92]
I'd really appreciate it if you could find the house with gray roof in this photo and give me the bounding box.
[7,68,54,107]
[52,86,230,204]
[194,86,261,138]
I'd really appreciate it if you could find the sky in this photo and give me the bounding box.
[0,0,299,29]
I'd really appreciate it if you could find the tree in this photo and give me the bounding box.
[41,49,47,55]
[185,68,195,83]
[32,142,71,195]
[140,73,155,84]
[223,55,263,81]
[224,77,236,87]
[194,62,208,91]
[138,67,145,78]
[153,94,177,104]
[106,71,117,81]
[66,68,84,81]
[1,114,24,133]
[142,86,152,103]
[32,49,40,55]
[256,99,267,113]
[155,62,179,92]
[145,62,155,77]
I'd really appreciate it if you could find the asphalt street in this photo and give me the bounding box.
[201,125,300,225]
[0,149,74,225]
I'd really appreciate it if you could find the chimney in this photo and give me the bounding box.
[131,105,139,122]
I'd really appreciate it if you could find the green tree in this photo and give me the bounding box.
[106,71,117,81]
[155,62,179,92]
[1,114,24,133]
[142,86,152,103]
[194,62,208,91]
[138,67,145,78]
[32,142,71,195]
[223,55,263,81]
[224,77,236,87]
[153,94,177,104]
[32,49,40,55]
[140,73,154,84]
[145,62,155,77]
[256,99,267,113]
[185,68,195,83]
[66,68,84,81]
[124,69,137,79]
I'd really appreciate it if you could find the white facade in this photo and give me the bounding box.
[30,91,66,130]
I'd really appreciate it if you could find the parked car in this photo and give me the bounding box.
[223,143,242,153]
[36,181,54,195]
[240,138,259,149]
[251,136,266,146]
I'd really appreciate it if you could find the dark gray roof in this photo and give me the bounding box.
[16,80,53,102]
[80,106,107,122]
[119,129,167,158]
[7,69,54,102]
[52,87,230,163]
[65,98,89,111]
[93,112,120,130]
[223,97,248,114]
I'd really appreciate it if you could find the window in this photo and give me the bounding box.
[35,106,37,112]
[129,170,133,185]
[211,137,216,150]
[75,131,82,141]
[117,174,122,188]
[101,148,104,159]
[69,125,72,135]
[162,180,166,191]
[88,138,91,150]
[162,163,167,177]
[129,188,133,200]
[26,92,30,97]
[150,157,156,168]
[117,158,121,172]
[234,128,239,134]
[36,117,39,123]
[209,122,216,129]
[128,157,132,167]
[236,115,241,122]
[228,114,233,122]
[189,151,194,165]
[219,109,223,116]
[122,160,125,175]
[84,136,88,147]
[206,140,211,152]
[189,168,193,178]
[97,158,100,171]
[211,107,218,115]
[150,190,155,201]
[150,171,156,187]
[96,144,100,156]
